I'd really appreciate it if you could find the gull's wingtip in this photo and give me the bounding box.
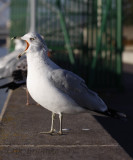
[105,108,127,121]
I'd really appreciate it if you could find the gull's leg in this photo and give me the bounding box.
[58,113,63,135]
[50,112,55,133]
[40,112,56,134]
[26,89,30,106]
[26,89,40,106]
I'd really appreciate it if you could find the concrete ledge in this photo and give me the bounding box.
[0,88,132,160]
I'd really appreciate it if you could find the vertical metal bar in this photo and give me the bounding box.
[116,0,122,86]
[78,0,82,76]
[87,0,89,53]
[36,0,38,33]
[56,0,75,64]
[110,1,113,86]
[104,0,108,87]
[89,0,111,87]
[112,2,117,86]
[91,0,94,53]
[26,0,30,32]
[30,0,36,32]
[96,0,101,87]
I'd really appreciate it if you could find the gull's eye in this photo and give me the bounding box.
[30,38,35,41]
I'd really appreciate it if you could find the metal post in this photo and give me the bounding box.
[56,0,75,64]
[89,0,111,87]
[30,0,36,32]
[116,0,122,87]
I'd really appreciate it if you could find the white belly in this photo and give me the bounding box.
[27,74,84,114]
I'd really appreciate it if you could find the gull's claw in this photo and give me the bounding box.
[26,103,29,106]
[39,129,65,135]
[39,129,57,135]
[57,131,64,135]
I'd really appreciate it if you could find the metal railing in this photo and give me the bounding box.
[10,0,123,88]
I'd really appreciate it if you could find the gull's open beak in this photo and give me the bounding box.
[11,37,30,59]
[17,40,30,59]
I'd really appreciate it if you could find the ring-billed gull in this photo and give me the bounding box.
[18,32,126,135]
[0,39,26,79]
[0,39,28,99]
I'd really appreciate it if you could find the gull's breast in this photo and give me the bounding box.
[27,72,84,114]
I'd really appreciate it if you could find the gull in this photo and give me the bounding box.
[18,32,126,135]
[0,39,26,91]
[0,39,26,79]
[0,39,29,104]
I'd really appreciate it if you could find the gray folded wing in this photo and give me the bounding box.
[49,69,107,112]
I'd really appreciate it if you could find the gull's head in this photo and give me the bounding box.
[17,32,48,59]
[14,39,26,50]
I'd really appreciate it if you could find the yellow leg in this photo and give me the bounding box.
[26,89,40,106]
[58,113,63,135]
[26,89,30,106]
[40,112,56,134]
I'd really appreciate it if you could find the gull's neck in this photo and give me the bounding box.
[26,46,59,74]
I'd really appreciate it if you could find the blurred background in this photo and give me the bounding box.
[0,0,133,106]
[0,0,124,87]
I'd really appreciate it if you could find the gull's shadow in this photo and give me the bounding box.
[93,70,133,158]
[94,115,133,158]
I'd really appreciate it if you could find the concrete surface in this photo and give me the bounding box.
[0,62,133,160]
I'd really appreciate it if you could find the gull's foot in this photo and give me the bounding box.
[39,130,56,135]
[57,131,64,135]
[26,102,30,106]
[26,103,34,106]
[26,102,40,106]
